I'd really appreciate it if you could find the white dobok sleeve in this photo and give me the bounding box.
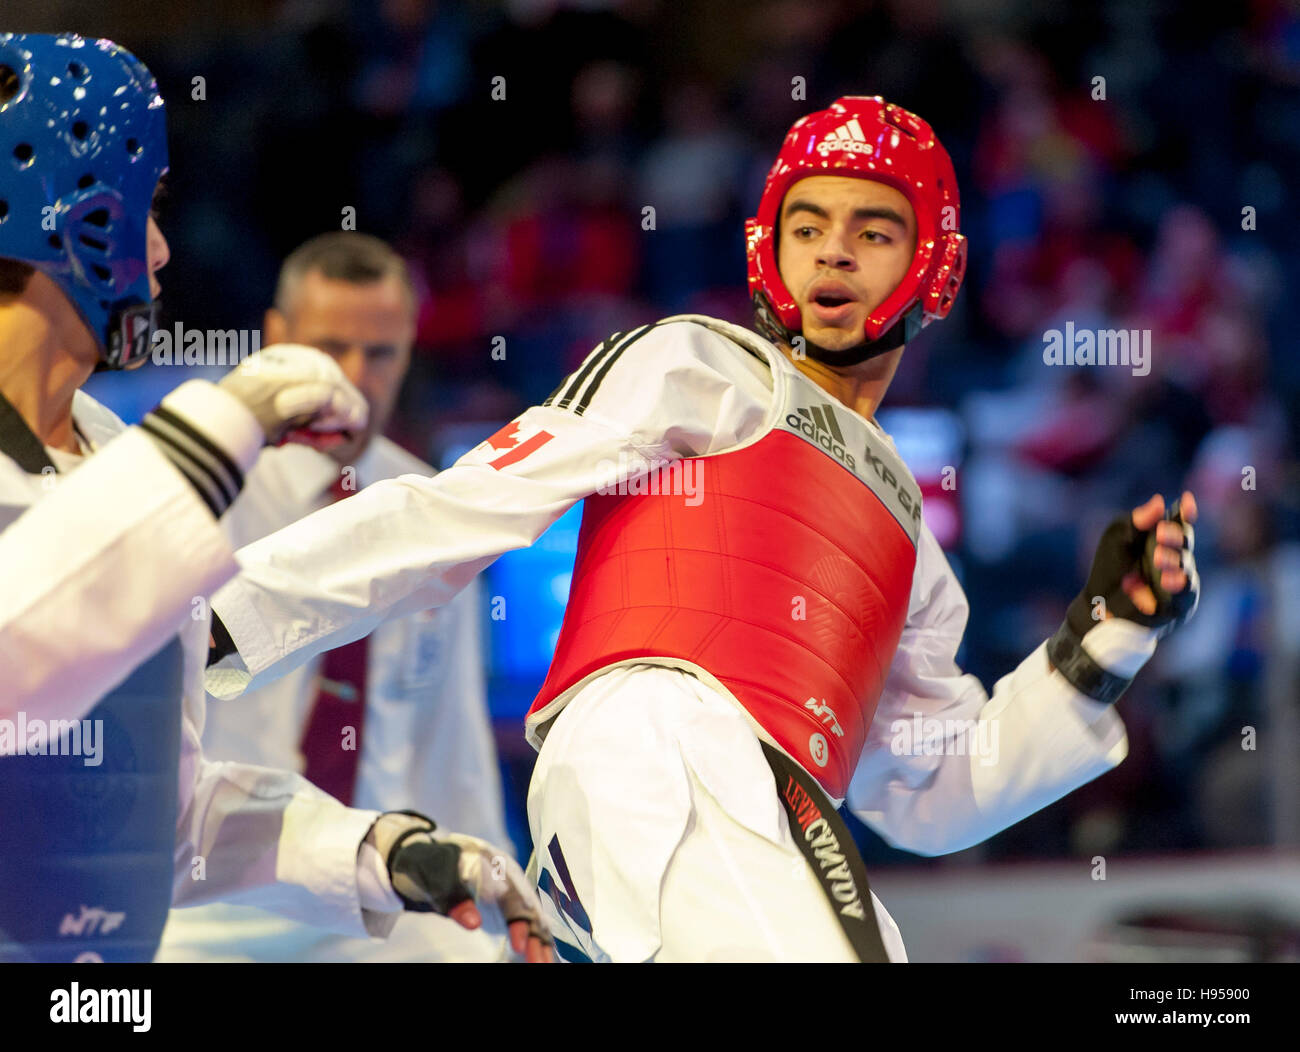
[845,521,1157,856]
[0,407,393,934]
[0,428,236,725]
[173,615,393,937]
[206,320,774,700]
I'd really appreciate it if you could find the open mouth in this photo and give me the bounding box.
[813,291,854,308]
[809,284,859,323]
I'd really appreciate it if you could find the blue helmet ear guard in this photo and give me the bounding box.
[0,32,168,369]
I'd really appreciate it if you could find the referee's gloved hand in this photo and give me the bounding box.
[1048,491,1201,705]
[366,811,554,963]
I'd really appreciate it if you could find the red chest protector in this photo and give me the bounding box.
[527,331,922,800]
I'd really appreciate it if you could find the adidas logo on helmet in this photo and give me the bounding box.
[815,118,874,157]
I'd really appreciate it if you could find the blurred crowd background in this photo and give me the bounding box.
[20,0,1300,873]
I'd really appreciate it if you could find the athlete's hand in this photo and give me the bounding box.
[218,343,368,448]
[366,811,554,963]
[1066,490,1200,638]
[1119,491,1199,619]
[1048,490,1201,703]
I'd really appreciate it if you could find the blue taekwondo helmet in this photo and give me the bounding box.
[0,32,168,369]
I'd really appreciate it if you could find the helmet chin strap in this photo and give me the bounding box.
[753,293,915,368]
[802,326,904,367]
[100,300,159,371]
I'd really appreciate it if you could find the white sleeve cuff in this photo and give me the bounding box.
[160,379,264,475]
[357,840,403,913]
[1080,617,1160,679]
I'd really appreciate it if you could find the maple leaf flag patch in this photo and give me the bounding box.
[484,420,555,470]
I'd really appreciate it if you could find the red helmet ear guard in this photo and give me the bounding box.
[746,96,967,351]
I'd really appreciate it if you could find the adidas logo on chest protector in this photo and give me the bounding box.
[777,371,923,546]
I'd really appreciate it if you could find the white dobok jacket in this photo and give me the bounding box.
[206,315,1161,856]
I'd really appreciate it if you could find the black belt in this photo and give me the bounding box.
[760,741,891,962]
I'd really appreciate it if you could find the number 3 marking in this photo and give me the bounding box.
[809,733,828,767]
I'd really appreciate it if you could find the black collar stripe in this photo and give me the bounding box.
[0,390,58,475]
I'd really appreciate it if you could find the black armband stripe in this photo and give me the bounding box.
[547,331,625,410]
[150,405,244,487]
[141,409,243,517]
[141,413,237,506]
[141,426,226,517]
[572,322,658,417]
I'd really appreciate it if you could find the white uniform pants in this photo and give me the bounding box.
[527,664,906,962]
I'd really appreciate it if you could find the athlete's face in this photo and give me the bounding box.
[146,215,169,300]
[263,269,414,465]
[776,175,917,353]
[147,178,170,300]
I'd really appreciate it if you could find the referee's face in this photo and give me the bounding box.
[263,270,414,465]
[776,175,917,355]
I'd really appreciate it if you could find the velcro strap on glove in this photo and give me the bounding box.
[1046,622,1132,705]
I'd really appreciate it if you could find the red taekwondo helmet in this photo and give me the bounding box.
[746,95,967,365]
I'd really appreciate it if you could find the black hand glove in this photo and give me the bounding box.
[364,811,553,957]
[366,811,472,914]
[1050,499,1200,704]
[1065,502,1199,642]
